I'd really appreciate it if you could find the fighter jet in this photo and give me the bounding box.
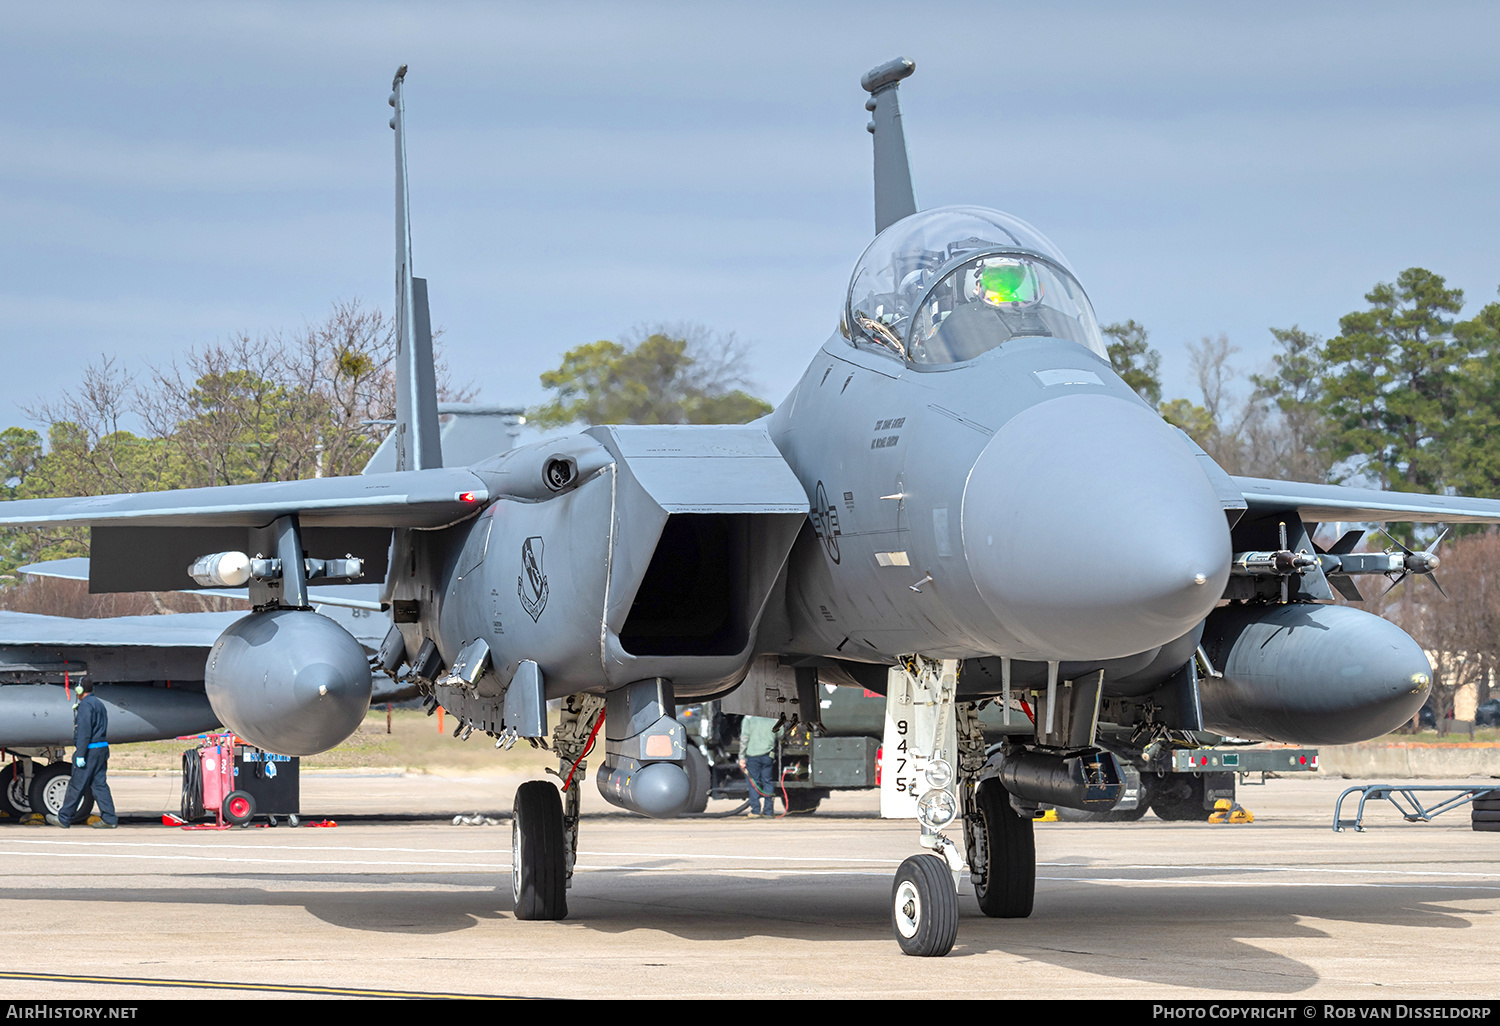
[0,61,1490,956]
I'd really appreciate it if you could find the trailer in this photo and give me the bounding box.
[681,687,1320,819]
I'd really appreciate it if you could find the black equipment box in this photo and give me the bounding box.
[233,746,300,816]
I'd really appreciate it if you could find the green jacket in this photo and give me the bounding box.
[739,715,778,758]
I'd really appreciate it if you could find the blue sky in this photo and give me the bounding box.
[4,2,1499,431]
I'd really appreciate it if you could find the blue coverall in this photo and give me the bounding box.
[56,691,117,826]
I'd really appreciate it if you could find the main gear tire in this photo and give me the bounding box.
[684,745,710,815]
[0,762,30,819]
[891,853,958,957]
[1150,775,1211,822]
[783,789,825,815]
[512,780,567,921]
[32,763,92,823]
[969,778,1035,918]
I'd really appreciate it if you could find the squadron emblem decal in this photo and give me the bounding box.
[812,480,841,564]
[519,536,549,621]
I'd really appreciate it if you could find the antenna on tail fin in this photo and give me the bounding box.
[389,65,443,473]
[862,57,918,234]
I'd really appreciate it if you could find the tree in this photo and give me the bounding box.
[1158,334,1246,474]
[139,301,410,487]
[1248,325,1333,483]
[0,299,473,575]
[1102,319,1162,407]
[1158,397,1215,444]
[1,359,179,571]
[1319,268,1468,495]
[529,325,773,428]
[1445,290,1500,501]
[1377,531,1500,723]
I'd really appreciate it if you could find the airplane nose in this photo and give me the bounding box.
[962,393,1231,661]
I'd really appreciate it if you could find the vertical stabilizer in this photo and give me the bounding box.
[861,58,918,235]
[389,66,443,472]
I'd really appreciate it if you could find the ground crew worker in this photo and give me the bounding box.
[737,714,779,818]
[46,680,118,828]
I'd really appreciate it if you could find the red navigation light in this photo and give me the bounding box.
[458,491,477,502]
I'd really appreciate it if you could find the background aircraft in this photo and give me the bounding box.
[0,62,1495,957]
[0,403,522,820]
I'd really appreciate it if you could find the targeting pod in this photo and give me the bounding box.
[594,678,693,818]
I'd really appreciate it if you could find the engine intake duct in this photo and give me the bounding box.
[620,513,754,657]
[999,749,1123,811]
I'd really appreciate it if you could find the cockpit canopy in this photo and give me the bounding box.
[845,206,1107,365]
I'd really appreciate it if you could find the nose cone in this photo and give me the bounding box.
[962,393,1230,660]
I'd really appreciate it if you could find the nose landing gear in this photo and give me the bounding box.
[883,656,1041,955]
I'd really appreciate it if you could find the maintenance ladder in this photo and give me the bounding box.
[1332,784,1499,832]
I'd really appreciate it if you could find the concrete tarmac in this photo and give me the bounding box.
[0,771,1497,1000]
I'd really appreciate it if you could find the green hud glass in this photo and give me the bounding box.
[975,258,1042,307]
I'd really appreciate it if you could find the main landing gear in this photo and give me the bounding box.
[510,693,603,921]
[1,754,92,823]
[512,780,566,919]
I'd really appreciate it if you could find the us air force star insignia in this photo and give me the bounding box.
[813,480,841,564]
[519,536,549,621]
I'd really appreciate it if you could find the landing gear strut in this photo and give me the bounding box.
[884,657,965,956]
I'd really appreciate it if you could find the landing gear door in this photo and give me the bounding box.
[880,661,958,819]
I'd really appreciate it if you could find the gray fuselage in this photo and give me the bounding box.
[764,332,1232,674]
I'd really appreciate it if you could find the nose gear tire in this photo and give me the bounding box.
[512,780,568,920]
[891,854,958,956]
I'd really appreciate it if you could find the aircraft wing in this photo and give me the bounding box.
[0,609,245,648]
[1235,476,1500,524]
[18,559,387,612]
[0,467,488,529]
